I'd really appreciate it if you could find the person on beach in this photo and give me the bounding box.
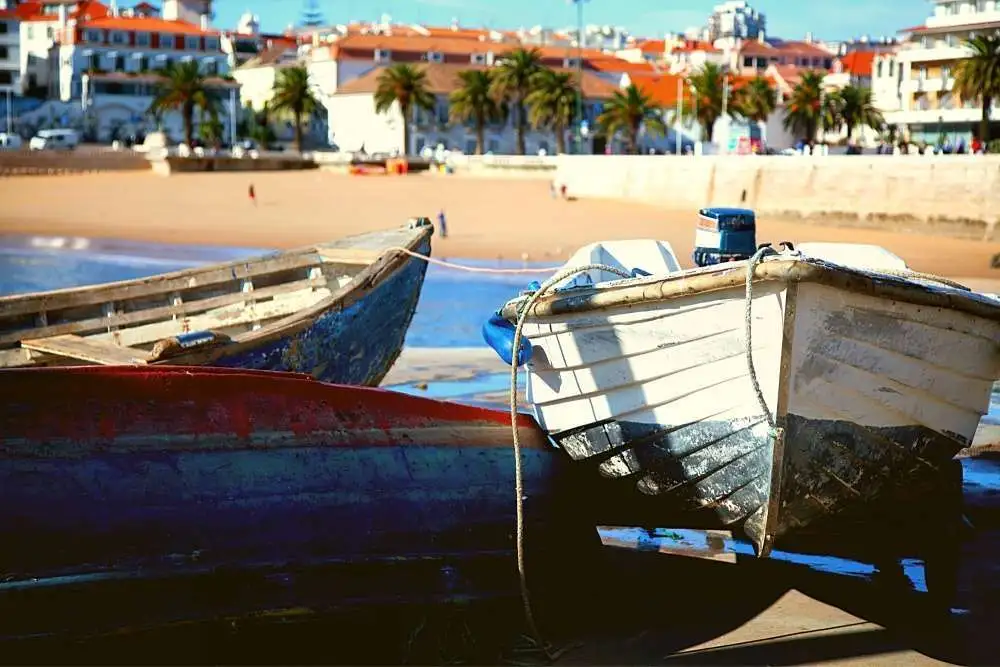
[248,183,256,206]
[437,209,448,238]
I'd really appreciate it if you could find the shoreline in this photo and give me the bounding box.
[3,171,1000,285]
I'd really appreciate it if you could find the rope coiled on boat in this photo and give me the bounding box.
[508,263,632,656]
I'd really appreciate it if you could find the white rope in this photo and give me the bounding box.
[744,245,779,432]
[507,263,632,654]
[386,246,562,274]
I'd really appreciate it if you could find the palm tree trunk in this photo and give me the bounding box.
[846,122,854,140]
[981,96,992,143]
[476,112,485,155]
[555,124,566,154]
[401,103,410,156]
[293,110,303,153]
[183,101,194,147]
[704,120,713,142]
[516,101,526,155]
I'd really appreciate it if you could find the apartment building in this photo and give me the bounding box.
[0,3,19,95]
[878,0,1000,143]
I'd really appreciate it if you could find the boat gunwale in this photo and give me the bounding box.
[500,258,1000,324]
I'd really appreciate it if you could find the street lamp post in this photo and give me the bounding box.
[572,0,587,155]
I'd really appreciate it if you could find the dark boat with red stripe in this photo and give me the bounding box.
[0,366,586,640]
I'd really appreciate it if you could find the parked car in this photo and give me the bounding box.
[29,129,80,151]
[0,132,23,150]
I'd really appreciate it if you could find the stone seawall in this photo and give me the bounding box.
[555,155,1000,241]
[149,154,318,176]
[0,150,150,177]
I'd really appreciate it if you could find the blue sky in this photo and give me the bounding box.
[212,1,930,42]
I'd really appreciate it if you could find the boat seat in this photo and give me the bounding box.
[20,334,151,365]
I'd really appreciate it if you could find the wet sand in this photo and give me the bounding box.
[3,171,1000,288]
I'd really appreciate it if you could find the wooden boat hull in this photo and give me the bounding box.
[503,257,1000,555]
[0,223,433,387]
[0,366,582,639]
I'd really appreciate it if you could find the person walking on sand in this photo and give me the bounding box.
[248,183,257,206]
[437,209,448,238]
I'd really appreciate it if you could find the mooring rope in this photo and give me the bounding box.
[386,246,562,274]
[507,263,632,656]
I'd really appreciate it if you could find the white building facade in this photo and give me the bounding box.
[880,0,1000,143]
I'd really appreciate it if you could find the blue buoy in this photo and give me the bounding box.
[482,313,532,366]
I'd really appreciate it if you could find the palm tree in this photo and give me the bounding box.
[835,84,885,140]
[149,61,214,147]
[490,47,544,155]
[374,64,436,156]
[524,68,578,154]
[953,34,1000,143]
[449,69,505,155]
[269,66,321,153]
[596,84,666,154]
[686,63,734,142]
[782,70,827,145]
[732,75,777,144]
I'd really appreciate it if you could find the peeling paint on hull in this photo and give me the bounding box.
[213,236,431,386]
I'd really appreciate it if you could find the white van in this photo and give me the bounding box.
[29,129,80,151]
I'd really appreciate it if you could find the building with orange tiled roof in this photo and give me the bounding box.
[731,35,835,76]
[326,61,617,156]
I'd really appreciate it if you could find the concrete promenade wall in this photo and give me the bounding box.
[0,150,150,177]
[555,155,1000,240]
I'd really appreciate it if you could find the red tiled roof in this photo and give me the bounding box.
[18,0,109,22]
[739,39,833,58]
[671,39,719,53]
[628,72,690,107]
[335,62,618,99]
[638,39,665,54]
[80,16,220,36]
[587,56,657,75]
[837,51,874,77]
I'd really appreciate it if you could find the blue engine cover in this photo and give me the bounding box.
[482,313,533,366]
[693,207,757,267]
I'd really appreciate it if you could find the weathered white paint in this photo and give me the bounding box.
[521,282,786,435]
[787,281,1000,442]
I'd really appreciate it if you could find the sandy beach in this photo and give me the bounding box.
[3,171,1000,288]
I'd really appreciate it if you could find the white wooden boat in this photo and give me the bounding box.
[0,220,433,386]
[497,242,1000,556]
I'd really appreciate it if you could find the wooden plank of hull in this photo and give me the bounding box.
[0,367,568,603]
[514,260,1000,556]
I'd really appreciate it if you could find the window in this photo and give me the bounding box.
[26,26,34,39]
[755,57,766,68]
[823,58,832,69]
[0,46,7,60]
[942,64,951,79]
[374,48,390,63]
[0,21,7,34]
[918,65,927,80]
[487,138,499,153]
[426,51,443,63]
[203,59,217,75]
[464,138,476,154]
[889,60,895,76]
[113,54,124,71]
[920,36,930,48]
[0,71,11,85]
[564,57,580,68]
[185,36,200,50]
[876,60,883,77]
[471,53,486,64]
[160,33,175,48]
[946,34,958,47]
[86,29,102,43]
[135,31,150,46]
[110,30,126,45]
[46,26,54,38]
[436,101,448,124]
[136,55,148,71]
[88,53,99,70]
[205,37,219,50]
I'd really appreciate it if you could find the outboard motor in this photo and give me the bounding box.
[692,207,757,267]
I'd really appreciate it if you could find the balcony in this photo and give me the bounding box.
[901,76,955,92]
[897,44,971,62]
[887,101,999,124]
